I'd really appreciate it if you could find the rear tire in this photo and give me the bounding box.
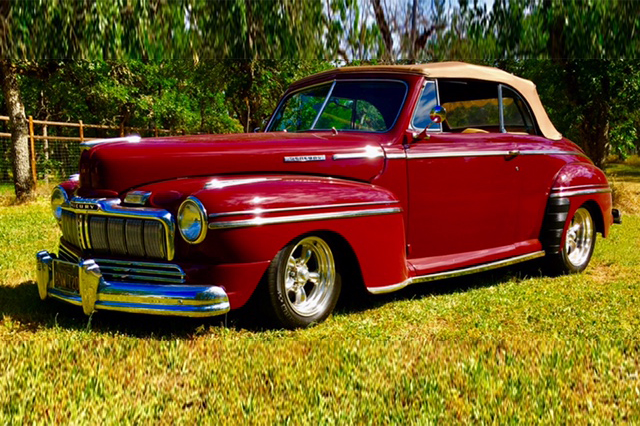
[266,235,341,329]
[545,206,596,274]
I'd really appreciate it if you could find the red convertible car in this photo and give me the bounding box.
[36,62,620,328]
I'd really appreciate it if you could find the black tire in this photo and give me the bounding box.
[545,206,596,275]
[266,235,341,329]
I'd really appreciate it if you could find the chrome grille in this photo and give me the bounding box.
[61,209,82,248]
[57,243,185,284]
[95,258,185,284]
[61,209,168,260]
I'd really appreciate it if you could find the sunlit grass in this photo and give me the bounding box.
[0,173,639,423]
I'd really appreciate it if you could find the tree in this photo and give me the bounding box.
[437,0,640,167]
[0,0,189,202]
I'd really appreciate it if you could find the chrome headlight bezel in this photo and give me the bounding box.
[177,196,208,244]
[51,186,69,225]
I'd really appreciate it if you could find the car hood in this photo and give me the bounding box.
[78,132,390,195]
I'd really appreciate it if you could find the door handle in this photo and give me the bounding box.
[506,150,520,159]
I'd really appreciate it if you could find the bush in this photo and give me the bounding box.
[624,154,640,167]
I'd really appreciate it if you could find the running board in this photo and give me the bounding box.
[367,251,546,295]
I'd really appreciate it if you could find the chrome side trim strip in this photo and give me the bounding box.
[333,146,384,160]
[385,153,406,159]
[407,150,587,160]
[408,150,512,159]
[551,184,608,191]
[209,207,402,230]
[519,150,588,157]
[367,251,546,295]
[208,200,400,219]
[550,188,611,198]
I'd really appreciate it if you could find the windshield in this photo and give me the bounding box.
[267,80,408,133]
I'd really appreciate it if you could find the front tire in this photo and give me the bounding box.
[545,206,596,274]
[267,235,341,329]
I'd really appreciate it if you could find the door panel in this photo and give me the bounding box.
[406,133,521,274]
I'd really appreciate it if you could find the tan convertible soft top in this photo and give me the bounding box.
[294,62,562,140]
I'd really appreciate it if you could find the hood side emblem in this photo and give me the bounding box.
[284,155,326,163]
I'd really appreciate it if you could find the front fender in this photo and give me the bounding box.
[185,175,408,302]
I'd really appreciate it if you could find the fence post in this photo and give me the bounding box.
[43,123,49,185]
[119,122,124,137]
[28,116,37,188]
[79,120,84,142]
[154,126,158,137]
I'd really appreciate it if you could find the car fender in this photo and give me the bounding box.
[174,175,408,303]
[542,163,613,252]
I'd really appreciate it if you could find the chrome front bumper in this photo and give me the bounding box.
[35,251,230,317]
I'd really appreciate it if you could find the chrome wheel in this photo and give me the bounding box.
[564,207,594,268]
[282,236,336,317]
[266,234,341,328]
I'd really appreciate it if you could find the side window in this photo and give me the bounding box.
[437,80,537,134]
[502,86,535,134]
[439,80,500,132]
[412,82,441,130]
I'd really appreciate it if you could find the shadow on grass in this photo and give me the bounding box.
[334,259,547,317]
[0,281,227,338]
[0,260,546,336]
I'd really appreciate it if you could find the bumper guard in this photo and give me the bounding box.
[35,251,230,317]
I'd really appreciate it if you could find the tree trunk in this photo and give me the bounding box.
[580,108,610,169]
[371,0,393,62]
[0,60,35,203]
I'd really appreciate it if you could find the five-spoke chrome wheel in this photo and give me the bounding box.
[564,207,595,268]
[267,235,341,329]
[283,237,336,317]
[545,205,596,274]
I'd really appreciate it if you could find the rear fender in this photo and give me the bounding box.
[545,163,613,248]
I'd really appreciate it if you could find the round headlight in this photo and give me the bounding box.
[177,197,207,244]
[51,186,69,224]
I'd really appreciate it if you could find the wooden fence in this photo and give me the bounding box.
[0,116,174,186]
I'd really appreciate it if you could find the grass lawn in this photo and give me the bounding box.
[0,171,639,423]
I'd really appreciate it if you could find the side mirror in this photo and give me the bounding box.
[429,105,446,124]
[412,106,447,143]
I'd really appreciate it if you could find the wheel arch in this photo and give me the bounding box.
[583,199,605,237]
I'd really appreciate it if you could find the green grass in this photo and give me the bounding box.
[1,176,639,423]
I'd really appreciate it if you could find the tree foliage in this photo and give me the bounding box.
[436,0,640,167]
[1,0,639,199]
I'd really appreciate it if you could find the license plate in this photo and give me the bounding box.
[53,261,80,292]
